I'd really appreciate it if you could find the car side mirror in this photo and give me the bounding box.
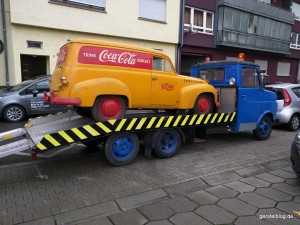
[32,89,39,97]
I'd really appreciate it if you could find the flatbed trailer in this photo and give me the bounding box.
[0,110,236,166]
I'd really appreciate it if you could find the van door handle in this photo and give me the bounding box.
[152,77,158,81]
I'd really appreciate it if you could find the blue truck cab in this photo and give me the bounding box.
[191,60,277,140]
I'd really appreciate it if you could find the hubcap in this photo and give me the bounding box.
[99,97,122,120]
[197,96,210,114]
[259,120,270,137]
[160,131,177,153]
[7,107,23,121]
[292,116,300,130]
[112,136,133,160]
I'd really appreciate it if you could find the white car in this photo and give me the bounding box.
[266,83,300,131]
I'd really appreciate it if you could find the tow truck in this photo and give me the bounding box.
[0,57,277,167]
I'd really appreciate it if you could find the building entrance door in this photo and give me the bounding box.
[20,55,47,81]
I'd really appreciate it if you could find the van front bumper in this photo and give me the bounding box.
[44,91,81,106]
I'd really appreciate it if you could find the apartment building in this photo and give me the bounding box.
[180,0,300,84]
[0,0,180,86]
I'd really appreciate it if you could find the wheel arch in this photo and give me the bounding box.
[255,111,274,129]
[70,78,132,107]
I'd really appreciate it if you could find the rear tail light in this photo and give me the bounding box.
[283,89,292,107]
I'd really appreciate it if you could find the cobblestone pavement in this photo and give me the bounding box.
[0,128,299,224]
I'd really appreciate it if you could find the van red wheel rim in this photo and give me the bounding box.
[197,96,210,114]
[99,97,122,120]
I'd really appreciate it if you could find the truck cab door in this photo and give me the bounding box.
[150,57,177,106]
[237,66,264,131]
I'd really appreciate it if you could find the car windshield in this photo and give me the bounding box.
[7,79,37,92]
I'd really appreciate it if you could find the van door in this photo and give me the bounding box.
[237,66,265,131]
[150,57,177,106]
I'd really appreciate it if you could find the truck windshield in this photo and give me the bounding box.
[199,68,225,81]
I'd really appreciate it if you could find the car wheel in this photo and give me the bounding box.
[193,94,213,114]
[253,115,272,141]
[3,105,26,122]
[287,114,300,131]
[91,96,126,122]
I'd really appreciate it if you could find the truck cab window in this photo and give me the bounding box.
[242,67,259,88]
[199,68,225,81]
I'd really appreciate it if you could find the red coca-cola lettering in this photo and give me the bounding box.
[78,46,152,69]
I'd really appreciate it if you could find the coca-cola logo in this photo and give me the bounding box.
[99,50,137,65]
[78,46,152,70]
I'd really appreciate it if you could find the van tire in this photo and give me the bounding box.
[92,96,126,122]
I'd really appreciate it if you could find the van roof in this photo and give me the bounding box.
[67,39,166,56]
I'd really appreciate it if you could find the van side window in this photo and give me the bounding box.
[242,67,259,88]
[153,57,173,72]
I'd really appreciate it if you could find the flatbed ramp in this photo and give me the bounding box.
[0,111,236,158]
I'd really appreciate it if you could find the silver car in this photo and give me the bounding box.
[266,83,300,131]
[0,75,70,122]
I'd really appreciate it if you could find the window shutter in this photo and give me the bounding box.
[139,0,166,22]
[277,62,291,76]
[69,0,105,7]
[292,2,300,19]
[255,60,268,71]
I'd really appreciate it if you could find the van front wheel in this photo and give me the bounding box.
[92,96,126,122]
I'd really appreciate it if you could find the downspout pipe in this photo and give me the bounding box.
[1,0,9,85]
[176,0,185,73]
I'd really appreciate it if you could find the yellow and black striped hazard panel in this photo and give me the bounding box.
[37,112,236,150]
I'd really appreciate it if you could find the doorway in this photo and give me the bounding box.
[180,54,208,76]
[20,55,48,81]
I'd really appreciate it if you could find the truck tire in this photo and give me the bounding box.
[92,96,126,122]
[193,94,213,114]
[3,105,26,122]
[287,114,300,131]
[253,116,272,141]
[153,129,181,158]
[104,133,139,166]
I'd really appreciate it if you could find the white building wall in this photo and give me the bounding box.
[5,0,180,85]
[11,25,178,84]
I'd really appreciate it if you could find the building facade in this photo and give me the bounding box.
[0,0,180,86]
[180,0,300,84]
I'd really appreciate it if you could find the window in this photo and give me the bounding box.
[27,41,42,49]
[255,60,268,74]
[153,57,172,72]
[49,0,105,10]
[292,87,300,98]
[257,0,271,4]
[184,7,213,34]
[291,33,300,49]
[25,80,50,94]
[292,2,300,20]
[277,62,291,76]
[199,68,225,81]
[242,68,259,88]
[139,0,166,22]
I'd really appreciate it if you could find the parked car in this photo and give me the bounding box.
[266,83,300,131]
[0,75,71,122]
[291,131,300,177]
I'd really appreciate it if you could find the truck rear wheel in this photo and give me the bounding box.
[193,94,213,114]
[104,133,139,166]
[153,129,181,158]
[92,96,126,122]
[253,116,272,141]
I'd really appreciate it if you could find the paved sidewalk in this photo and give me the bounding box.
[14,157,300,225]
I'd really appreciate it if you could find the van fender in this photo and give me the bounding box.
[255,110,275,129]
[70,78,132,107]
[178,84,217,108]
